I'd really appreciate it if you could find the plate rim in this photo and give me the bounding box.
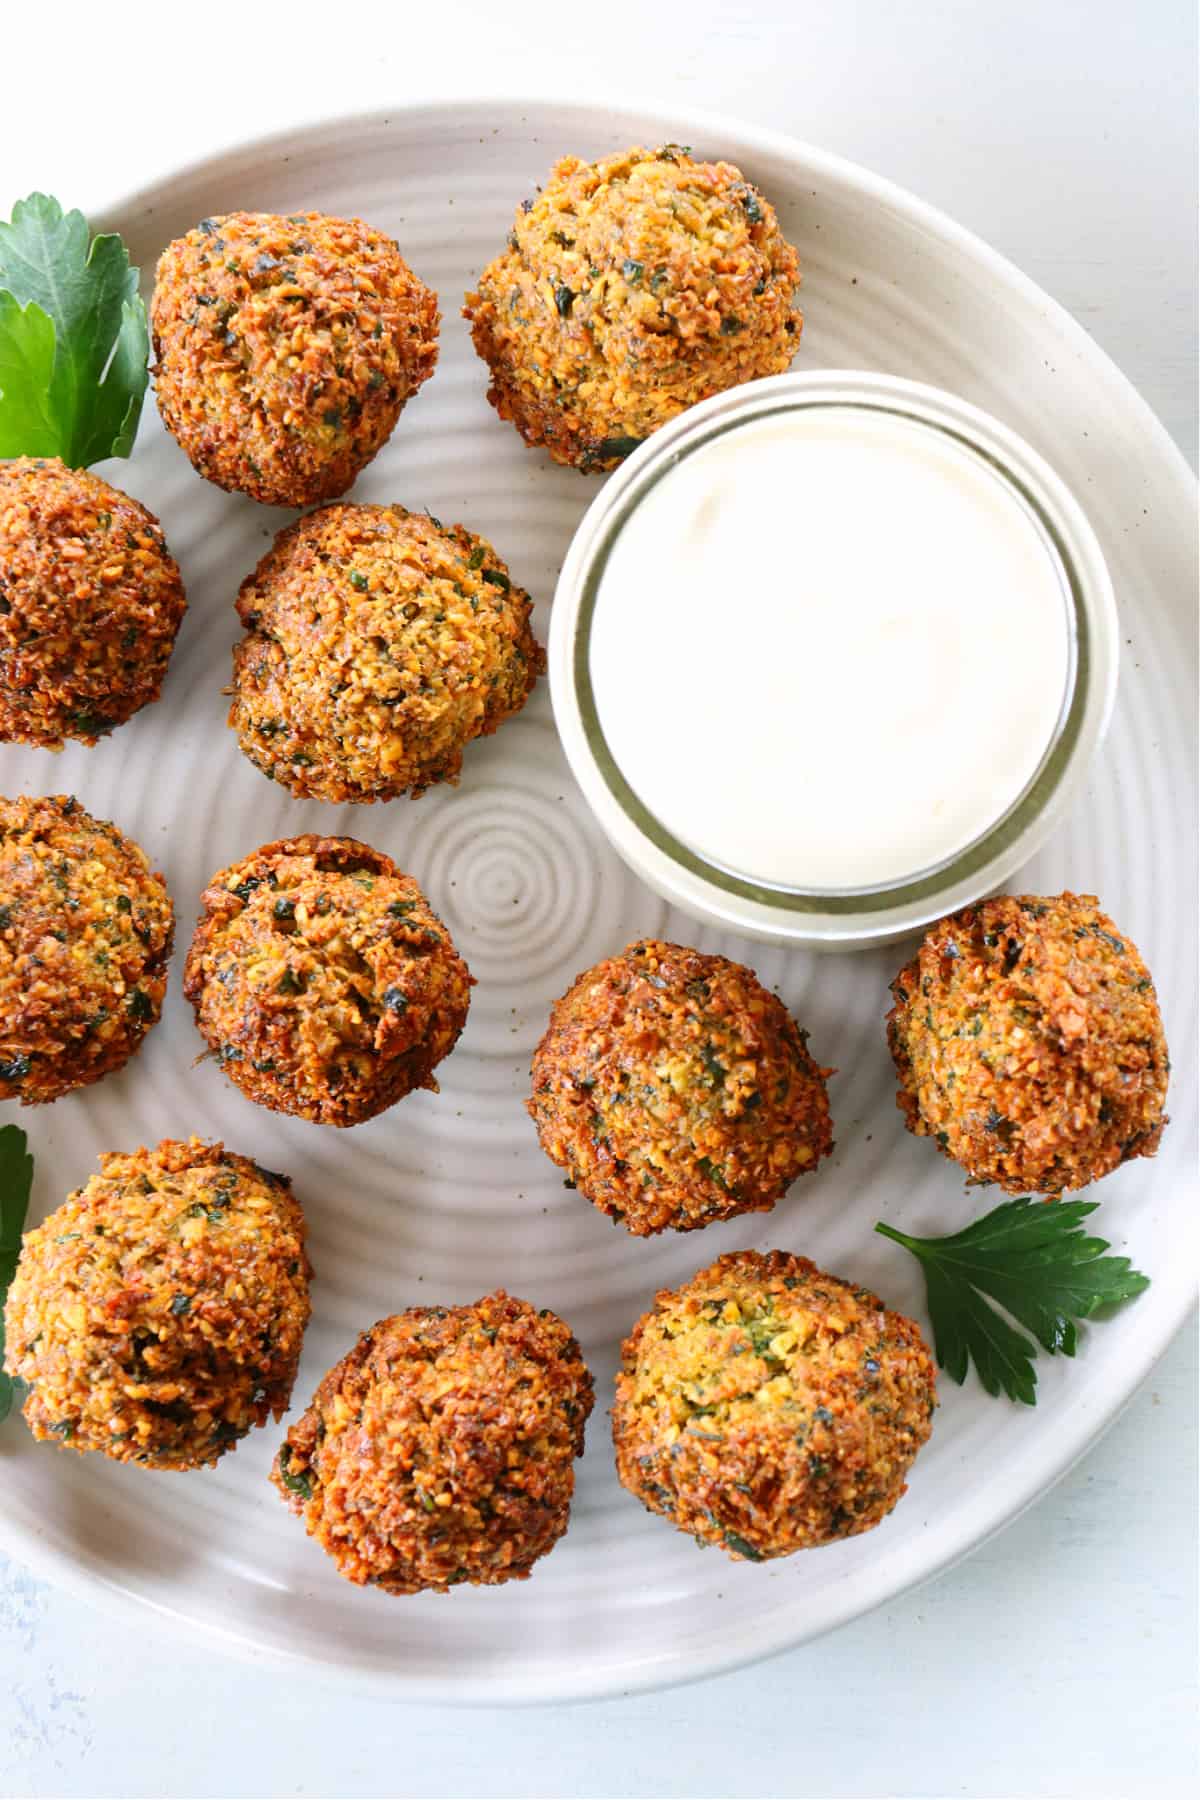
[2,92,1196,1705]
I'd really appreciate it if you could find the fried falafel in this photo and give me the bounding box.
[464,144,801,471]
[0,458,186,747]
[183,835,472,1127]
[612,1249,936,1561]
[3,1137,310,1469]
[272,1292,594,1594]
[528,940,833,1235]
[229,503,542,802]
[887,892,1169,1195]
[0,794,174,1105]
[151,211,438,506]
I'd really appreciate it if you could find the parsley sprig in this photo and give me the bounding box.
[0,1123,34,1423]
[0,193,149,466]
[876,1198,1150,1405]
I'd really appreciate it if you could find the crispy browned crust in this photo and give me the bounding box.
[4,1137,311,1469]
[0,794,174,1104]
[151,211,439,506]
[0,459,186,747]
[182,834,472,1126]
[528,939,833,1234]
[271,1292,594,1594]
[464,144,801,471]
[612,1249,936,1561]
[887,892,1169,1195]
[229,503,543,802]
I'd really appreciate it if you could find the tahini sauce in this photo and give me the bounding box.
[589,406,1072,891]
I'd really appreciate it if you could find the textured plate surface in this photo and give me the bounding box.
[0,100,1195,1702]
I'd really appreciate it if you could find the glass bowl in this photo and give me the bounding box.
[549,370,1119,950]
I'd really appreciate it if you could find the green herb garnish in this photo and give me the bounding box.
[876,1197,1150,1406]
[0,1124,35,1423]
[0,194,149,465]
[589,435,643,463]
[696,1155,729,1193]
[277,1443,313,1501]
[71,709,115,738]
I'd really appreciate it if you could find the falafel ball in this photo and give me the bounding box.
[0,794,174,1105]
[528,940,833,1236]
[271,1292,594,1594]
[0,458,186,747]
[151,211,438,506]
[229,503,542,802]
[613,1249,936,1562]
[3,1137,311,1469]
[183,835,472,1127]
[887,892,1169,1195]
[464,144,801,472]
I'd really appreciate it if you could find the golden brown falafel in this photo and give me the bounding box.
[887,893,1169,1195]
[183,835,472,1127]
[613,1249,936,1561]
[528,940,832,1235]
[272,1292,594,1594]
[3,1137,310,1469]
[0,795,174,1105]
[151,211,438,506]
[229,503,542,803]
[0,458,186,747]
[464,144,801,471]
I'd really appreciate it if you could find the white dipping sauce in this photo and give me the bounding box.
[589,406,1073,891]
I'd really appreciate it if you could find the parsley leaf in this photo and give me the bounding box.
[0,291,58,455]
[0,193,149,466]
[875,1197,1150,1406]
[0,1123,35,1423]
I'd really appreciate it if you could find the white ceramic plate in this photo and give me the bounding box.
[0,100,1195,1703]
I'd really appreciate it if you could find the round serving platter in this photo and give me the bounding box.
[0,99,1195,1703]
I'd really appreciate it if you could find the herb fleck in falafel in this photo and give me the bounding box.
[272,1292,594,1594]
[0,794,173,1105]
[0,458,186,747]
[229,503,542,802]
[464,145,801,472]
[887,893,1169,1194]
[183,835,472,1127]
[151,211,438,506]
[613,1249,936,1561]
[3,1137,310,1469]
[528,940,833,1235]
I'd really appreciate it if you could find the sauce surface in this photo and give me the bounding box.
[589,406,1073,891]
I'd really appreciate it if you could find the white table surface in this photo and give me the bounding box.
[1,3,1196,1796]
